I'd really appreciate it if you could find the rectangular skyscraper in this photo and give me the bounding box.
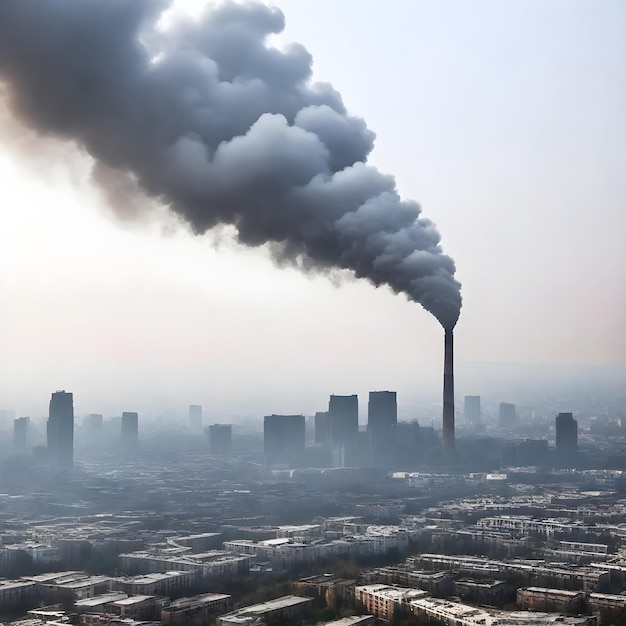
[499,402,517,428]
[121,411,139,446]
[83,413,103,437]
[14,417,30,450]
[328,395,358,448]
[464,396,481,425]
[189,404,203,431]
[263,414,305,465]
[208,423,232,455]
[556,412,578,467]
[47,390,74,468]
[367,391,397,463]
[314,411,329,445]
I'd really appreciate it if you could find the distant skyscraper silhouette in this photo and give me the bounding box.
[464,396,481,425]
[13,417,29,450]
[314,411,329,445]
[328,395,358,448]
[83,413,103,437]
[367,391,397,462]
[328,395,359,467]
[208,424,232,455]
[499,402,517,427]
[47,391,74,468]
[189,405,203,431]
[121,412,139,446]
[556,412,578,466]
[263,414,305,465]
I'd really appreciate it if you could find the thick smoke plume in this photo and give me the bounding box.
[0,0,461,328]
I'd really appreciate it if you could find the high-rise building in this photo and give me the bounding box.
[263,414,305,465]
[328,395,358,448]
[13,417,30,450]
[314,411,329,445]
[47,390,74,468]
[83,413,103,437]
[498,402,517,428]
[189,405,203,431]
[367,391,397,463]
[556,412,578,466]
[121,412,139,446]
[464,396,481,425]
[208,423,232,455]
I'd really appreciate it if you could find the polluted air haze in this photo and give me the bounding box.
[0,0,461,329]
[0,0,624,417]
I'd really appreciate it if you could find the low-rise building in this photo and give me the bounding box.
[216,595,313,625]
[118,550,251,580]
[363,567,453,596]
[413,554,610,591]
[0,579,38,610]
[517,587,585,613]
[167,533,222,552]
[293,574,355,608]
[411,597,597,626]
[161,592,232,625]
[112,571,193,596]
[355,585,428,621]
[223,527,411,569]
[319,617,374,626]
[109,595,167,621]
[477,516,584,537]
[74,592,129,613]
[588,592,626,614]
[1,542,61,567]
[454,578,512,606]
[25,572,112,601]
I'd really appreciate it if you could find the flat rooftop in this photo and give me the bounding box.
[167,593,231,609]
[112,595,156,606]
[521,587,585,596]
[75,593,128,608]
[125,571,188,583]
[222,595,312,617]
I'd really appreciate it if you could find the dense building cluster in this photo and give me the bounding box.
[0,388,624,625]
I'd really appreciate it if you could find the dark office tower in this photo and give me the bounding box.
[47,390,74,468]
[328,395,359,448]
[314,411,329,445]
[499,402,517,428]
[464,396,481,425]
[263,414,305,465]
[208,424,232,455]
[368,391,397,462]
[13,417,30,450]
[83,413,103,437]
[121,412,139,446]
[442,329,455,449]
[556,412,578,467]
[189,404,203,431]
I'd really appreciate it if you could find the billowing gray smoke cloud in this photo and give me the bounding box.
[0,0,462,329]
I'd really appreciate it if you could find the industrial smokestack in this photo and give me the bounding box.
[442,328,455,449]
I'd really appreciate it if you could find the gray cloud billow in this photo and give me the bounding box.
[0,0,462,329]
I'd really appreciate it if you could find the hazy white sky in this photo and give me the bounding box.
[0,0,624,419]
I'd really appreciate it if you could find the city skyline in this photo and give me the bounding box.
[0,0,624,417]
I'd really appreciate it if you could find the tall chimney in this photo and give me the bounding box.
[442,328,455,449]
